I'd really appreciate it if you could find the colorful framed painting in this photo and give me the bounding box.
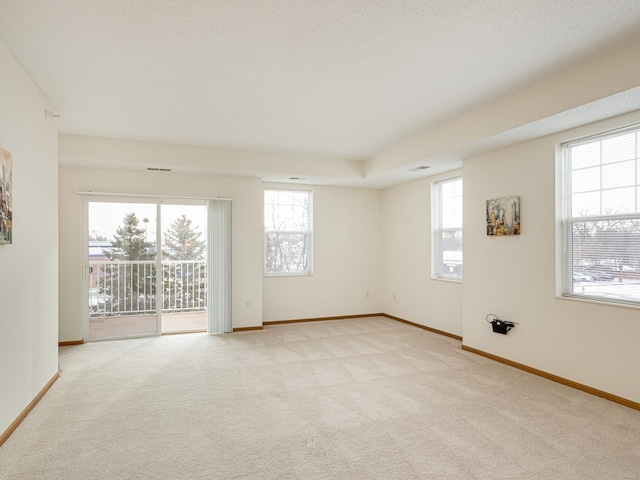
[0,146,13,245]
[486,196,520,236]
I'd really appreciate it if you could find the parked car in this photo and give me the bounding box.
[573,272,593,282]
[584,269,614,281]
[89,288,112,308]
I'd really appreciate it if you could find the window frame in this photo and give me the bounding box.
[560,123,640,308]
[263,187,313,276]
[432,176,463,282]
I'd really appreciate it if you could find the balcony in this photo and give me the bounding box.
[89,260,207,340]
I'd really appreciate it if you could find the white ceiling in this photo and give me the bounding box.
[2,1,640,186]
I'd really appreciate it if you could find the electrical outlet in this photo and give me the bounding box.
[393,293,397,301]
[244,300,251,309]
[365,292,370,298]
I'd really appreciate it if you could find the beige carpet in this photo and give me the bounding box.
[1,317,639,479]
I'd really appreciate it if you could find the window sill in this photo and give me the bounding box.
[556,293,640,311]
[432,275,463,284]
[264,272,313,278]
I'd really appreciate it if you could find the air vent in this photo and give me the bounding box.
[289,177,307,180]
[408,165,430,172]
[147,167,171,172]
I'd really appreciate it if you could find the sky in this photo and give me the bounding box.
[88,201,207,244]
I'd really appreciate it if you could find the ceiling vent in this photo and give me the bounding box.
[289,177,307,180]
[408,165,430,172]
[147,167,171,172]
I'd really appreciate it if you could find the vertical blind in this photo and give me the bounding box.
[207,199,232,333]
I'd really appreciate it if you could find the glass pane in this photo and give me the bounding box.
[264,202,276,230]
[442,198,455,228]
[160,204,207,334]
[440,230,462,277]
[265,232,309,273]
[453,178,463,196]
[601,132,636,164]
[453,195,462,227]
[572,191,600,217]
[602,161,635,189]
[571,142,600,169]
[441,178,462,199]
[88,202,158,341]
[572,166,600,193]
[440,178,462,229]
[570,219,640,304]
[161,205,207,261]
[441,180,456,198]
[602,187,636,214]
[264,189,309,232]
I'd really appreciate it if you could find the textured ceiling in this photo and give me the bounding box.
[2,1,640,168]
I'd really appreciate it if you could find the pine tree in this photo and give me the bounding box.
[106,213,155,261]
[103,213,156,313]
[163,214,206,260]
[162,215,206,310]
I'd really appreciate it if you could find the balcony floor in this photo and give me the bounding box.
[89,310,206,341]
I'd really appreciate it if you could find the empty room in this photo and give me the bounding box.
[1,1,640,479]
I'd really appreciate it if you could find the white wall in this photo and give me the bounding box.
[381,171,463,337]
[0,42,59,435]
[263,184,383,321]
[58,166,264,341]
[60,169,383,335]
[462,109,640,404]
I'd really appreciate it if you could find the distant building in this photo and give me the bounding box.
[89,241,113,288]
[442,251,463,277]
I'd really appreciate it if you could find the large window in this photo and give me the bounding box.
[433,176,463,280]
[264,188,312,275]
[561,124,640,307]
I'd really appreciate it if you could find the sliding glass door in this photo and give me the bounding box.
[160,204,207,334]
[85,199,208,341]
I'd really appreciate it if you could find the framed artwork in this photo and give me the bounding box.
[0,146,13,245]
[486,196,520,236]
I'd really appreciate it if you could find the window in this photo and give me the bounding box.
[561,124,640,307]
[264,188,312,275]
[433,176,463,280]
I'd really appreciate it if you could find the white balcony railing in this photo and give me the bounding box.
[89,260,207,316]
